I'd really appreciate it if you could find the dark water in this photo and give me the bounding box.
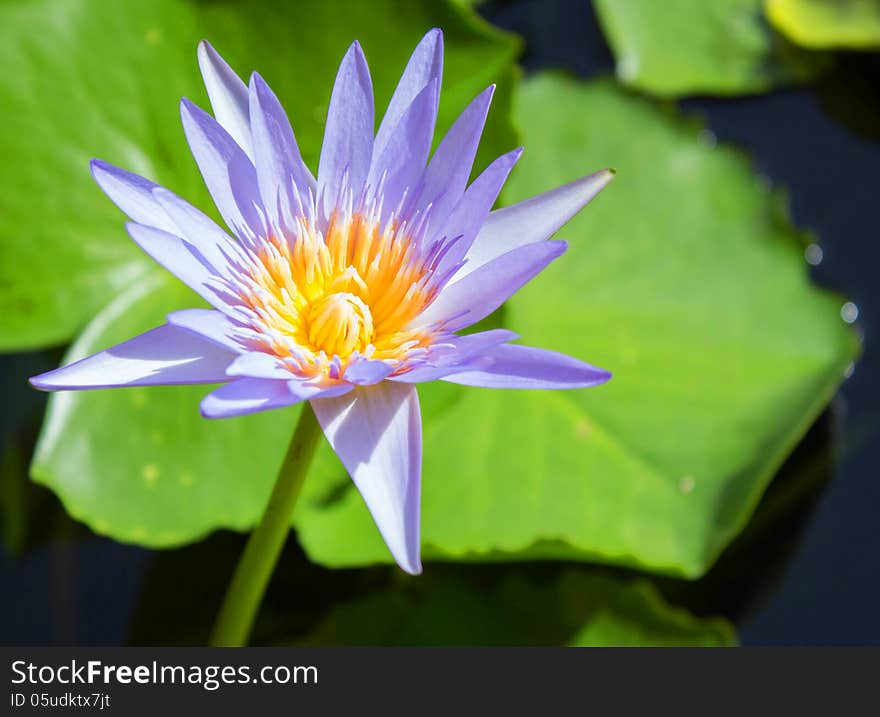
[1,0,877,645]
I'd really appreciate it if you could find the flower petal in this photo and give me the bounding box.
[151,187,241,274]
[180,98,263,238]
[89,160,179,235]
[442,343,612,389]
[389,328,517,384]
[317,41,374,222]
[413,85,494,228]
[201,377,352,418]
[373,28,442,162]
[225,351,293,380]
[197,40,253,159]
[460,169,614,281]
[249,72,316,224]
[343,358,396,385]
[386,359,487,384]
[431,328,519,360]
[415,240,567,331]
[29,324,235,390]
[366,78,439,217]
[166,308,244,353]
[125,223,223,307]
[311,383,422,574]
[433,147,522,275]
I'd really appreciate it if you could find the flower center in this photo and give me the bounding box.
[232,208,445,378]
[306,291,374,357]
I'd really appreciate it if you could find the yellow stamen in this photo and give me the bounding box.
[307,292,374,357]
[242,211,436,376]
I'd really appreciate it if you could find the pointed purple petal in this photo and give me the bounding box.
[442,343,611,389]
[388,356,492,384]
[30,324,235,390]
[225,351,294,380]
[166,308,243,353]
[432,328,519,359]
[367,79,439,216]
[201,378,295,417]
[197,40,253,159]
[413,85,494,227]
[125,223,223,307]
[151,187,239,274]
[89,160,179,235]
[311,383,422,574]
[317,42,374,221]
[389,328,517,384]
[373,28,442,162]
[180,98,263,238]
[201,377,352,418]
[249,72,316,222]
[461,169,614,280]
[434,147,522,274]
[415,240,567,332]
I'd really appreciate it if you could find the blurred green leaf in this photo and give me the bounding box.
[766,0,880,49]
[0,0,519,351]
[593,0,825,96]
[300,569,735,646]
[294,75,858,578]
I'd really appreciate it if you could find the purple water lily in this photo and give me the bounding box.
[31,29,612,575]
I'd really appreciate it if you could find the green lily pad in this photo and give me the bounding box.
[293,74,858,578]
[593,0,825,96]
[0,0,519,351]
[766,0,880,49]
[300,569,735,646]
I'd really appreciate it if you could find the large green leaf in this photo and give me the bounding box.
[766,0,880,49]
[28,0,520,546]
[593,0,825,96]
[300,569,735,646]
[0,0,519,351]
[293,74,858,577]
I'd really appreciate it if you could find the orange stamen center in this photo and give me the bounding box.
[241,211,436,376]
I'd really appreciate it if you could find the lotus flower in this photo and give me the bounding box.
[31,29,612,575]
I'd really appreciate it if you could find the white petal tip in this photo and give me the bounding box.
[196,39,222,66]
[398,557,423,575]
[568,168,616,206]
[198,399,222,419]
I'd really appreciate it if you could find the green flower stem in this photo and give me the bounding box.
[209,404,322,647]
